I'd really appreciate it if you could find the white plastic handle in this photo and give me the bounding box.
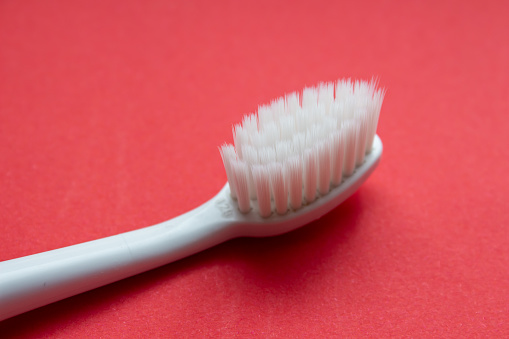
[0,198,236,321]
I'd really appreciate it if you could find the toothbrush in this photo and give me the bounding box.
[0,78,385,321]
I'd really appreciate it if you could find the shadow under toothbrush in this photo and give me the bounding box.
[226,190,365,287]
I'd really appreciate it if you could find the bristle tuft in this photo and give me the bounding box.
[330,131,344,186]
[219,78,384,216]
[252,165,272,218]
[317,141,331,195]
[303,149,318,203]
[219,144,237,198]
[285,156,303,210]
[268,163,288,215]
[230,160,250,213]
[342,120,358,177]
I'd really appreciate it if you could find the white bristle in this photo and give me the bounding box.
[242,114,258,134]
[271,98,285,117]
[330,131,345,186]
[258,147,276,164]
[219,78,384,216]
[279,115,296,140]
[258,104,274,128]
[241,144,257,163]
[318,82,334,113]
[355,110,369,166]
[317,141,331,195]
[366,87,385,153]
[230,160,250,212]
[233,124,248,158]
[305,126,319,149]
[219,144,237,198]
[321,116,338,136]
[302,87,318,108]
[275,140,292,162]
[303,149,318,203]
[252,165,272,218]
[263,122,279,147]
[285,92,300,114]
[241,145,258,199]
[292,133,306,155]
[268,163,288,215]
[285,156,303,210]
[342,120,358,177]
[340,97,356,120]
[293,111,304,133]
[250,131,264,148]
[335,78,354,102]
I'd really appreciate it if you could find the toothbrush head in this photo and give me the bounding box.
[219,78,385,236]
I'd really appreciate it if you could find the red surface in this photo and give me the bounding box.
[1,0,508,337]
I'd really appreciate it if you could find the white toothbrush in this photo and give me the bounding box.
[0,78,384,321]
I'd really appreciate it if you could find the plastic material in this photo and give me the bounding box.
[0,135,382,321]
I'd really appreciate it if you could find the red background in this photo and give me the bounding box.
[1,0,508,337]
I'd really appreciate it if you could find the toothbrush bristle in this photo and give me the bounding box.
[303,149,318,203]
[317,140,332,195]
[252,165,272,218]
[268,163,287,215]
[230,160,250,213]
[220,78,385,217]
[285,155,303,210]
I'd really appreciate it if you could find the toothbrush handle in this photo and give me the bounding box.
[0,197,236,321]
